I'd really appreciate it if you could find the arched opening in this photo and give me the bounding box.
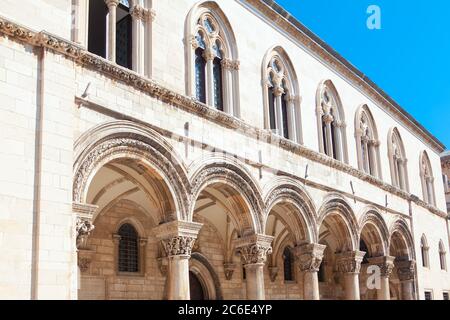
[189,271,206,300]
[318,209,357,300]
[389,223,415,300]
[77,155,178,300]
[358,219,388,300]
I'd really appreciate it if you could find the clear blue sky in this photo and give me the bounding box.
[276,0,450,150]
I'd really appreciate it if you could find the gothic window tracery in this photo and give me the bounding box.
[388,128,409,191]
[420,151,436,206]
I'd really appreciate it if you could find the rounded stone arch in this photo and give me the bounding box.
[263,177,317,244]
[188,155,264,235]
[358,207,389,257]
[388,218,414,260]
[73,121,191,222]
[115,216,148,238]
[317,194,359,252]
[190,252,224,300]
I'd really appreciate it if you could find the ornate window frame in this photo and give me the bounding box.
[387,127,409,192]
[316,80,348,163]
[185,2,240,117]
[113,219,148,277]
[420,151,436,206]
[354,105,382,178]
[262,46,303,143]
[71,0,154,75]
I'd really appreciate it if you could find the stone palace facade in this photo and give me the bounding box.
[0,0,449,300]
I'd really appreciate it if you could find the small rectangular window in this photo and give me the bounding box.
[443,292,449,300]
[425,291,433,300]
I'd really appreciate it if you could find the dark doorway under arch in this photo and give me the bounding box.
[189,271,206,300]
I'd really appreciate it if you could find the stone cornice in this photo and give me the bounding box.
[0,16,446,219]
[242,0,445,153]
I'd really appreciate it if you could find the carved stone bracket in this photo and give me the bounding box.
[367,255,395,277]
[153,220,203,258]
[336,250,366,274]
[269,266,279,282]
[223,263,236,281]
[78,249,95,273]
[73,202,98,250]
[235,234,274,266]
[295,243,326,273]
[396,259,416,282]
[157,257,168,276]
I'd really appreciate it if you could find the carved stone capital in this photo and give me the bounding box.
[396,259,416,282]
[322,114,334,124]
[295,243,326,272]
[77,249,95,273]
[367,256,395,277]
[235,234,273,266]
[104,0,119,8]
[130,5,155,22]
[73,203,98,250]
[153,221,203,258]
[272,86,284,97]
[336,250,366,274]
[203,48,215,61]
[224,263,236,281]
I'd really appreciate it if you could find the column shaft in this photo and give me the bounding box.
[343,273,360,300]
[105,0,119,63]
[167,256,190,300]
[245,264,265,300]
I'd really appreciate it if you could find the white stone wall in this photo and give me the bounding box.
[0,0,449,299]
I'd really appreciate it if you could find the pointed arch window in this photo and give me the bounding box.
[316,80,348,163]
[263,48,302,143]
[283,246,294,281]
[439,241,447,271]
[187,6,240,116]
[420,151,436,206]
[421,235,429,268]
[355,105,382,178]
[388,128,409,191]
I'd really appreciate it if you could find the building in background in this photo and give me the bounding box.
[0,0,449,300]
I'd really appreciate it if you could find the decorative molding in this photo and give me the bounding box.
[162,236,196,257]
[367,255,395,277]
[295,243,326,273]
[235,234,274,265]
[0,16,445,218]
[223,263,236,281]
[269,266,279,282]
[396,259,416,282]
[73,202,98,249]
[77,249,95,273]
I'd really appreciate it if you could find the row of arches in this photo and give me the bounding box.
[81,1,438,207]
[74,121,429,300]
[184,2,437,207]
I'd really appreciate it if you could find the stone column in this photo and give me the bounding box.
[367,256,395,300]
[295,243,326,300]
[105,0,119,63]
[286,95,297,142]
[221,59,233,115]
[235,234,273,300]
[355,128,364,170]
[204,49,215,107]
[273,87,284,137]
[323,114,334,157]
[361,136,370,173]
[153,221,203,300]
[396,260,416,300]
[130,4,145,73]
[333,120,344,161]
[336,250,366,300]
